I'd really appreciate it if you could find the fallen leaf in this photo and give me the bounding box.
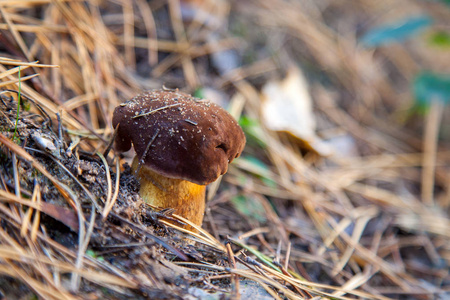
[261,67,332,156]
[40,202,79,232]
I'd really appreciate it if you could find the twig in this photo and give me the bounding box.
[103,123,119,158]
[102,156,120,221]
[132,103,182,119]
[225,240,240,299]
[12,66,21,140]
[109,212,188,261]
[421,100,444,205]
[134,128,160,176]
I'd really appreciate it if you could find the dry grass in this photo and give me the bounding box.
[0,0,449,299]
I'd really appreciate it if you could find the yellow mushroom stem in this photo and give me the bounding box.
[132,157,206,228]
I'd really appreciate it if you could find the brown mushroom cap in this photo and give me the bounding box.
[112,90,246,185]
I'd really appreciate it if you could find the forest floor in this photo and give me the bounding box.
[0,1,449,299]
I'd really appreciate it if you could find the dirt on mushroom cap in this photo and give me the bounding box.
[112,90,246,185]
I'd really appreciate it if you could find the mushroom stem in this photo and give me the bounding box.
[132,157,206,227]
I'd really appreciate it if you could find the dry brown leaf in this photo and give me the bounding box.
[261,67,332,156]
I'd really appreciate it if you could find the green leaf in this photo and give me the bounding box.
[428,31,450,48]
[230,238,281,273]
[192,87,205,99]
[231,195,266,222]
[243,156,270,172]
[239,115,267,148]
[86,249,105,261]
[361,16,432,47]
[240,156,277,188]
[413,72,450,108]
[86,249,97,258]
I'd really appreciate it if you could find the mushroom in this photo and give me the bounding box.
[112,90,246,227]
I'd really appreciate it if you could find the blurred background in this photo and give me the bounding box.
[0,0,449,299]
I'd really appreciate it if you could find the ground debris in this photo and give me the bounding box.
[0,95,222,299]
[1,1,449,299]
